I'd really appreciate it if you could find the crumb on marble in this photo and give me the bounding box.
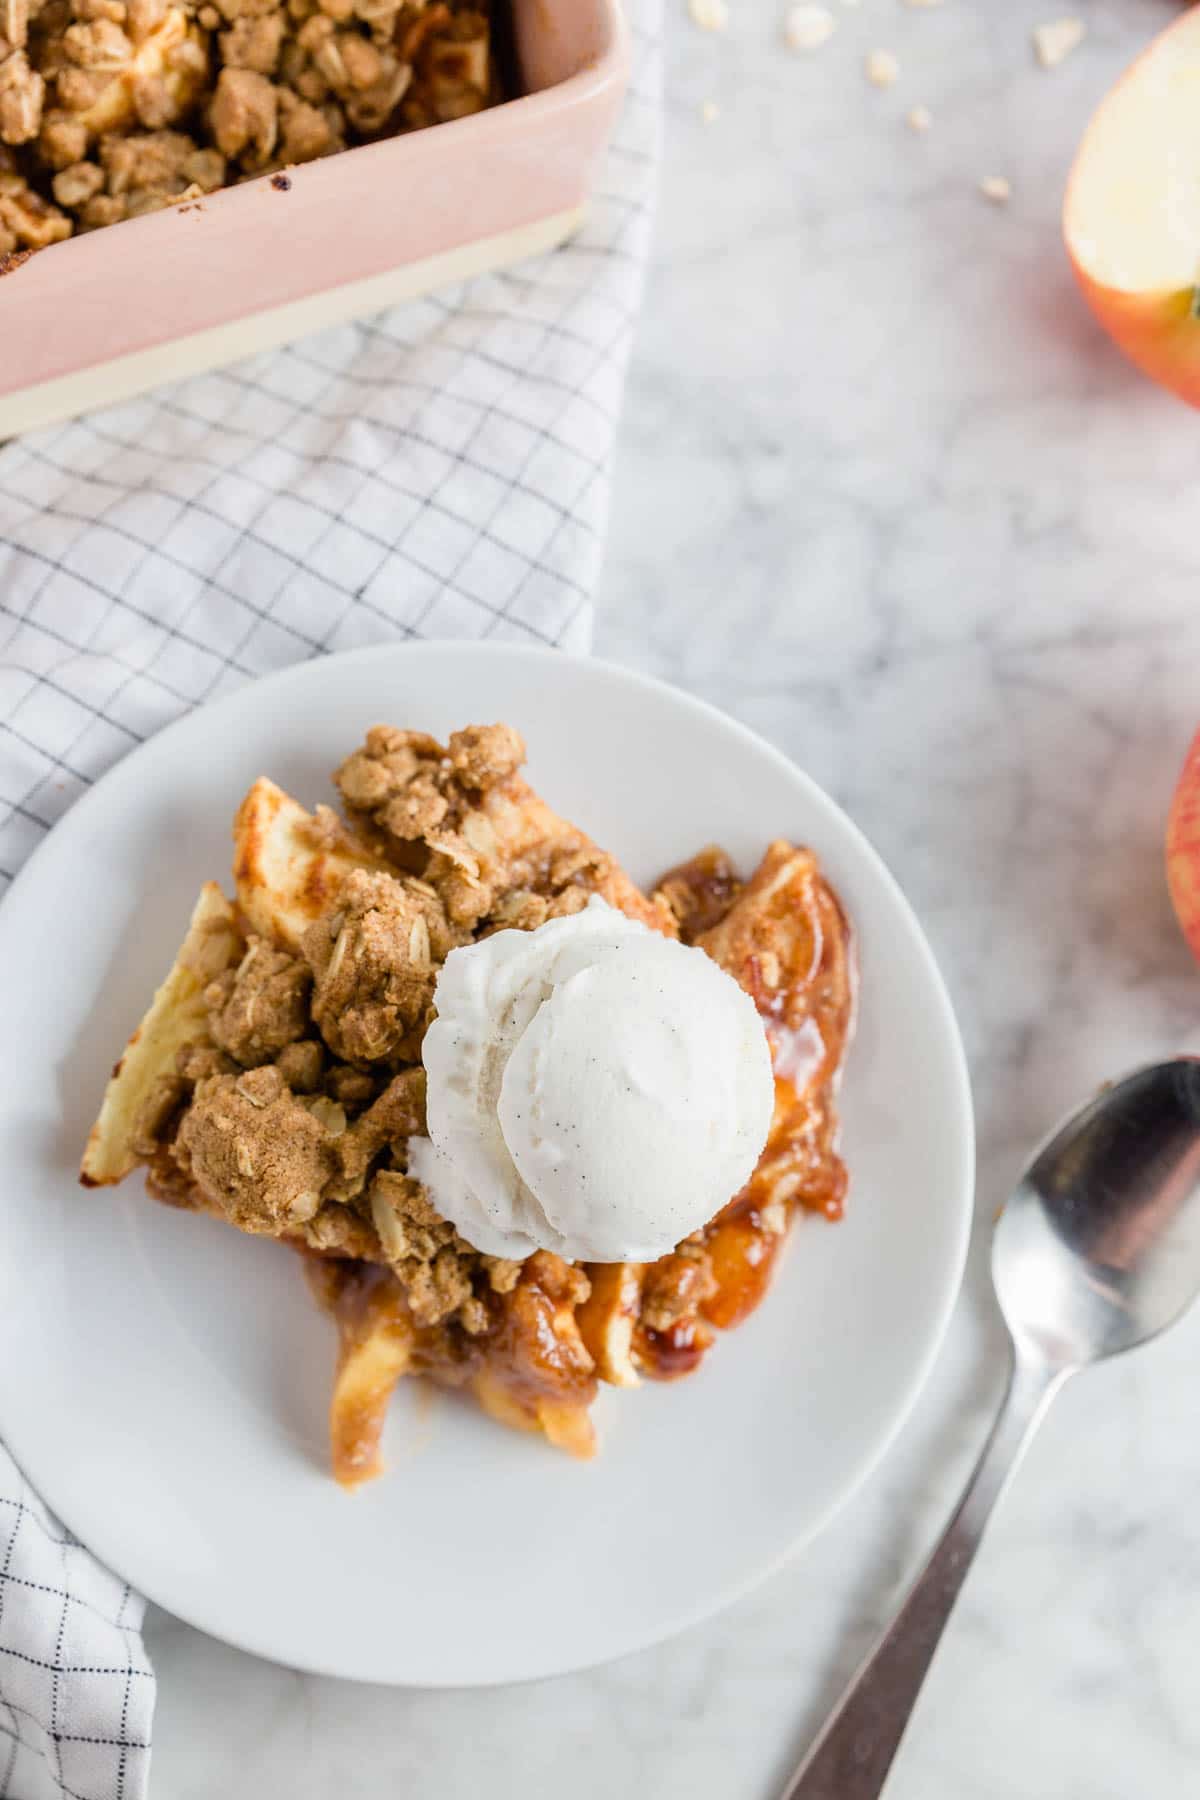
[1033,17,1085,68]
[688,0,728,31]
[906,104,932,133]
[865,49,899,88]
[979,175,1011,204]
[784,4,835,52]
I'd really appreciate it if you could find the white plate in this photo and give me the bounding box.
[0,644,973,1686]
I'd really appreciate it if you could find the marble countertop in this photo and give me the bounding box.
[145,0,1200,1793]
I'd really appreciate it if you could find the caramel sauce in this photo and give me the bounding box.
[699,1209,781,1331]
[483,1259,597,1410]
[633,1316,714,1380]
[653,844,742,939]
[635,844,855,1380]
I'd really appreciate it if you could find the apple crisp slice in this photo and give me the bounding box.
[80,723,856,1486]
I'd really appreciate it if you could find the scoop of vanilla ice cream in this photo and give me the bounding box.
[406,897,775,1262]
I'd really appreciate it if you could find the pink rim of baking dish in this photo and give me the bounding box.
[0,0,630,435]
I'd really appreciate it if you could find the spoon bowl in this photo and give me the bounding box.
[995,1059,1200,1368]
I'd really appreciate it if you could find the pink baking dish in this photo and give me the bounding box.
[0,0,628,438]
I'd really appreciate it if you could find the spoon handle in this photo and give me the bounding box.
[779,1351,1069,1800]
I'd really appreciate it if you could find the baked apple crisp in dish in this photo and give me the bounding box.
[0,0,500,248]
[81,722,856,1486]
[0,0,628,440]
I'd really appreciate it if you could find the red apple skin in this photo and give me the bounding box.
[1065,265,1200,409]
[1167,728,1200,963]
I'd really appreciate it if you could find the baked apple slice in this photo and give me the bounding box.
[233,777,386,952]
[80,882,241,1186]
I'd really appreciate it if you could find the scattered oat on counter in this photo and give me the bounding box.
[1032,17,1085,69]
[784,4,836,52]
[979,175,1011,204]
[865,49,900,88]
[689,0,729,31]
[700,98,720,123]
[906,104,932,133]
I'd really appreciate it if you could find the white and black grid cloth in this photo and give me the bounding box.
[0,6,661,1793]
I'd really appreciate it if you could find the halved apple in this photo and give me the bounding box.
[1167,727,1200,962]
[1065,9,1200,407]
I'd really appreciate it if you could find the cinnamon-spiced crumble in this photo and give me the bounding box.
[0,0,500,249]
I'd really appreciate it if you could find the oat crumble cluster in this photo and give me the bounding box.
[0,0,496,252]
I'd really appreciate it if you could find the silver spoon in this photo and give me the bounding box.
[780,1058,1200,1800]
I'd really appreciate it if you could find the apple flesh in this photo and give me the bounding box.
[1065,9,1200,407]
[1167,728,1200,963]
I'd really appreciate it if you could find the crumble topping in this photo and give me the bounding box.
[0,146,70,248]
[447,721,524,790]
[176,1064,340,1231]
[326,1061,376,1105]
[368,1169,476,1327]
[0,0,497,244]
[367,1171,540,1334]
[299,866,451,1063]
[274,1036,324,1092]
[303,1194,384,1259]
[176,1039,236,1082]
[335,723,674,935]
[0,51,44,145]
[334,1065,426,1192]
[204,935,312,1065]
[335,723,443,813]
[639,1242,717,1334]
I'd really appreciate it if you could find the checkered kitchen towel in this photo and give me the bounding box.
[0,5,661,1792]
